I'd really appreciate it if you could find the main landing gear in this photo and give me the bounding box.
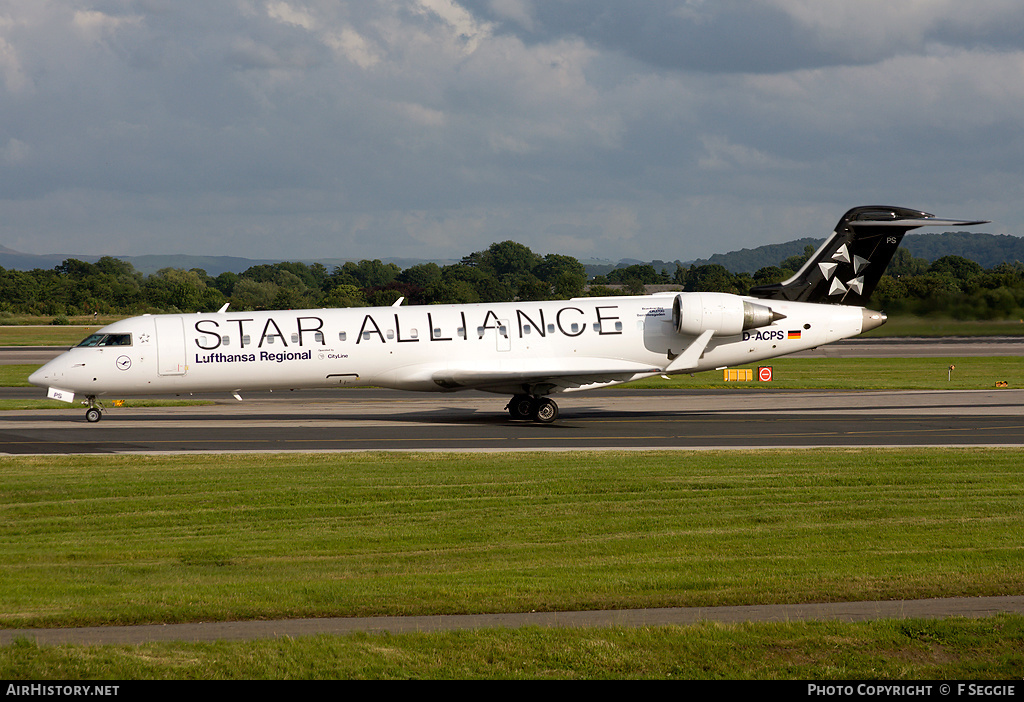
[505,394,559,424]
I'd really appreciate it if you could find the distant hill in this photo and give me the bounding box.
[0,245,76,272]
[663,231,1024,274]
[2,230,1022,276]
[682,237,823,273]
[901,231,1024,269]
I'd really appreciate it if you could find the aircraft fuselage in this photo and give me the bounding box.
[30,293,875,402]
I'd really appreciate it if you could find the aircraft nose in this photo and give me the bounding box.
[28,360,58,388]
[28,367,47,387]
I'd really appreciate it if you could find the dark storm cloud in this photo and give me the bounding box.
[465,0,1024,73]
[461,0,840,73]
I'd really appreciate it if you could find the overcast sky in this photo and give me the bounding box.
[1,1,1021,264]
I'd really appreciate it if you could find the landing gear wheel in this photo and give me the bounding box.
[531,398,559,424]
[85,407,102,423]
[506,394,535,420]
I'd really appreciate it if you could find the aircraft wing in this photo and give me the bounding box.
[429,358,662,394]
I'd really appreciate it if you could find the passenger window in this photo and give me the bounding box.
[339,332,347,342]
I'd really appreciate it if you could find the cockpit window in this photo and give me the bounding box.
[76,334,105,347]
[76,333,132,347]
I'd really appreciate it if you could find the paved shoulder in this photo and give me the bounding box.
[4,597,1023,645]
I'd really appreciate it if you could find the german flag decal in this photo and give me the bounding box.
[787,330,801,340]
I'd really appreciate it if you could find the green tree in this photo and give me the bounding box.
[535,254,586,299]
[929,255,983,279]
[334,260,401,289]
[322,284,367,308]
[397,262,442,289]
[478,241,541,280]
[886,247,929,277]
[608,264,659,285]
[144,269,211,312]
[230,278,279,311]
[684,264,736,293]
[753,266,784,286]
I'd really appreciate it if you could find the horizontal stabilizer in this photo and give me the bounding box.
[848,218,988,228]
[749,206,988,306]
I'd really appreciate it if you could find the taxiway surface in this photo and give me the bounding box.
[2,386,1024,454]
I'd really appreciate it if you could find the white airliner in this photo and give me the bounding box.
[29,206,986,423]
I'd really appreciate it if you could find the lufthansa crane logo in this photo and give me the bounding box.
[116,355,132,371]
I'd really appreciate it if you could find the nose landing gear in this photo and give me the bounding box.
[505,394,559,423]
[84,396,103,423]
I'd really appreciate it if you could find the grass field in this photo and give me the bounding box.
[860,316,1024,337]
[4,616,1022,679]
[0,324,101,347]
[2,449,1023,678]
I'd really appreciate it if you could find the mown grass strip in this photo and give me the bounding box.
[2,449,1022,630]
[3,616,1023,679]
[0,325,100,347]
[861,315,1024,337]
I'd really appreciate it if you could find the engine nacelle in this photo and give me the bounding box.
[671,293,783,336]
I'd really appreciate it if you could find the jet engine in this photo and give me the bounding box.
[671,293,784,336]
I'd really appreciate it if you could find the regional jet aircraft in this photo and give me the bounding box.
[29,206,987,423]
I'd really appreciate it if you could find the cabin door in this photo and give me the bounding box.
[155,317,188,376]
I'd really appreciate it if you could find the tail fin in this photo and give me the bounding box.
[748,206,988,306]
